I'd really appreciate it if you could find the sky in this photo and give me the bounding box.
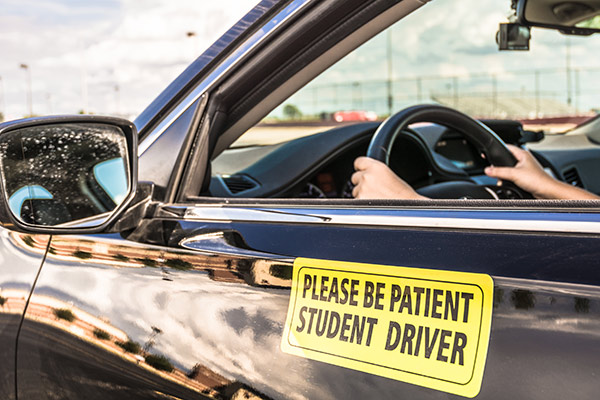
[278,0,600,118]
[0,0,256,121]
[2,0,600,122]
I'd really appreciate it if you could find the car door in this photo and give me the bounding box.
[146,201,600,399]
[0,230,49,400]
[13,0,600,399]
[17,200,600,399]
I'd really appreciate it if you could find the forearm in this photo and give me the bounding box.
[534,179,600,200]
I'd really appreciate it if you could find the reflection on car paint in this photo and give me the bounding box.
[11,224,600,399]
[18,231,293,399]
[0,229,49,400]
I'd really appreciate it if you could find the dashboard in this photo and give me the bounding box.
[209,120,600,199]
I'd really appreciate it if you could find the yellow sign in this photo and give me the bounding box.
[281,258,493,398]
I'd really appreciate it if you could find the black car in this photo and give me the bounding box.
[1,0,600,399]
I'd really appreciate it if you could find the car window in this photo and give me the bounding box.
[8,185,53,216]
[93,158,128,204]
[209,0,600,200]
[235,0,600,146]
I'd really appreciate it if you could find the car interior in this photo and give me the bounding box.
[171,0,600,205]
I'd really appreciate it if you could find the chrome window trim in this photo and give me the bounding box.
[138,0,313,156]
[179,204,600,234]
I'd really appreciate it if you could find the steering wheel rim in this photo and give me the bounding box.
[367,104,517,167]
[365,104,526,199]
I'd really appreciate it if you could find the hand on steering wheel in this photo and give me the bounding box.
[358,104,528,200]
[352,156,425,199]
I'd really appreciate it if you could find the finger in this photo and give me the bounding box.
[485,165,516,181]
[354,156,371,171]
[351,171,363,185]
[352,184,360,198]
[505,144,528,163]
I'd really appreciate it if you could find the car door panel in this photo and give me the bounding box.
[167,205,600,399]
[0,229,49,400]
[17,204,600,399]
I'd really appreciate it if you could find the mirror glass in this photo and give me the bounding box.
[524,0,600,31]
[0,123,130,227]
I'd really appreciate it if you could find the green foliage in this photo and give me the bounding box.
[575,297,590,313]
[164,258,192,270]
[73,250,93,259]
[136,257,157,267]
[113,254,129,262]
[93,328,111,340]
[116,340,141,354]
[54,308,75,322]
[577,15,600,29]
[145,354,174,372]
[0,296,6,307]
[22,235,35,247]
[282,103,302,120]
[269,264,292,280]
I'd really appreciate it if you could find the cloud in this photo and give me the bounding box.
[0,0,256,120]
[3,0,600,121]
[278,0,600,116]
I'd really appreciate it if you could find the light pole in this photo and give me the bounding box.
[186,31,198,60]
[566,36,572,107]
[46,93,53,114]
[0,76,4,121]
[80,44,89,114]
[386,29,394,116]
[114,84,121,116]
[20,64,33,116]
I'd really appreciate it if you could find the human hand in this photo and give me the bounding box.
[484,145,555,198]
[352,157,426,199]
[484,144,599,200]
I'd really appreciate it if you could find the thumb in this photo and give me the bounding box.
[485,165,516,181]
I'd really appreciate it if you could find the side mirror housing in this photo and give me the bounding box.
[0,115,138,234]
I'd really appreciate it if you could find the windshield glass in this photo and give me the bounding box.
[232,0,600,148]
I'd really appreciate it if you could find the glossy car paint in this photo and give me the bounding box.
[4,0,600,399]
[0,230,48,400]
[15,206,600,399]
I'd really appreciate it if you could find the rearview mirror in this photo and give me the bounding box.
[497,23,531,50]
[0,116,137,233]
[518,0,600,35]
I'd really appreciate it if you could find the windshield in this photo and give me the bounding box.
[233,0,600,148]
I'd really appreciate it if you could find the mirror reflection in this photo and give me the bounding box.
[0,123,129,227]
[524,0,600,30]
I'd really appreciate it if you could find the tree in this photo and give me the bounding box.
[283,104,302,120]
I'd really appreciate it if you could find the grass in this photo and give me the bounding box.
[112,254,130,262]
[116,340,141,354]
[53,308,75,322]
[164,258,192,270]
[145,354,174,372]
[136,257,157,267]
[93,328,111,340]
[73,250,93,259]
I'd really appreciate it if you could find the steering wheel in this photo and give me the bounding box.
[366,104,527,199]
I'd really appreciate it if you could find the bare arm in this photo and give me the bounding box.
[484,145,600,200]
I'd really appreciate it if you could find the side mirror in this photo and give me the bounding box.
[0,115,137,233]
[517,0,600,35]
